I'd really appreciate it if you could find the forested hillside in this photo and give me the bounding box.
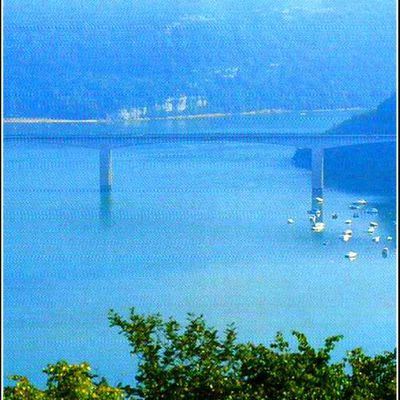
[292,95,396,196]
[3,0,396,118]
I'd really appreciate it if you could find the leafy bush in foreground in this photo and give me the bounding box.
[4,308,396,399]
[4,362,124,400]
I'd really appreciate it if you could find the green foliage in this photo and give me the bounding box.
[108,310,243,399]
[3,376,46,400]
[344,348,397,400]
[4,361,124,400]
[4,308,397,399]
[108,308,396,399]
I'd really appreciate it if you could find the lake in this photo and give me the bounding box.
[3,111,396,386]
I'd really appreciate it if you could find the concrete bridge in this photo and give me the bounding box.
[4,132,395,149]
[4,132,396,225]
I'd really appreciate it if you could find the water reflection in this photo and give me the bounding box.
[100,189,113,227]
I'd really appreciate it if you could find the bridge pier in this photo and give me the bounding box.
[99,147,112,192]
[99,147,113,226]
[311,147,324,222]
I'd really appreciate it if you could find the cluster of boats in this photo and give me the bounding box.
[287,198,394,261]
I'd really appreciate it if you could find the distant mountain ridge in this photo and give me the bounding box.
[3,0,396,119]
[293,94,396,196]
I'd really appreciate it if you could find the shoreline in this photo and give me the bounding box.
[3,118,106,124]
[3,107,365,125]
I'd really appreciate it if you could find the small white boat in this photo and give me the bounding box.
[343,229,353,236]
[309,215,317,224]
[315,210,322,217]
[315,197,324,204]
[345,251,358,260]
[372,236,381,243]
[387,236,393,241]
[356,199,368,205]
[345,219,352,225]
[287,218,295,224]
[366,208,379,214]
[369,222,379,228]
[312,222,325,232]
[367,227,375,234]
[341,234,351,242]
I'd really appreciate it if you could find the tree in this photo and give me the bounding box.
[4,308,397,399]
[108,308,396,399]
[4,361,124,400]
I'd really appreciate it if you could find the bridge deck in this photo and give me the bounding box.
[4,132,396,149]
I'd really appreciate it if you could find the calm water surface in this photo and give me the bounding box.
[4,112,396,386]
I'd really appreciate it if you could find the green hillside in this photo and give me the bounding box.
[292,95,396,196]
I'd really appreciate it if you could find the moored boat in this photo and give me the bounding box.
[312,222,325,232]
[345,251,358,260]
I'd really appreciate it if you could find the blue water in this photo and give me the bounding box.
[3,112,396,386]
